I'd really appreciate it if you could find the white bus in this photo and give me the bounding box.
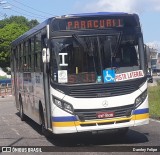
[11,12,149,135]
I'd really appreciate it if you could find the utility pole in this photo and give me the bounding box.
[0,0,11,19]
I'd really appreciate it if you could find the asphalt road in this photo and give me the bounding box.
[0,96,160,154]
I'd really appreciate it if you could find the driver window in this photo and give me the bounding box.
[115,46,138,67]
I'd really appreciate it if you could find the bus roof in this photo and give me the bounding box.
[61,12,130,18]
[11,18,52,46]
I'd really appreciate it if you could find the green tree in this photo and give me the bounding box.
[28,19,39,29]
[0,22,28,67]
[0,16,39,29]
[0,16,39,67]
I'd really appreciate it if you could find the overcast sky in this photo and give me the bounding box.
[1,0,160,50]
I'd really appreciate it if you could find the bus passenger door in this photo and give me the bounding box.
[42,34,52,129]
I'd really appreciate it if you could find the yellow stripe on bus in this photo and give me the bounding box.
[52,113,149,127]
[79,117,131,125]
[134,113,149,120]
[52,121,76,127]
[52,117,131,127]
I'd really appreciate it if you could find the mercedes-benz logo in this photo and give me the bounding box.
[102,100,109,107]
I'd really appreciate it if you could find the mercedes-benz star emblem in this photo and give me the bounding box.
[102,100,109,107]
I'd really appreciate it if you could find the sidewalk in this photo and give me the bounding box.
[148,81,157,87]
[0,95,14,103]
[0,83,12,98]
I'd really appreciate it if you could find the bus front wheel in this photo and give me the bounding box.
[39,104,51,137]
[39,106,46,135]
[19,97,25,121]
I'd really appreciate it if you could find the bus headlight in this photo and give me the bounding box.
[54,98,62,108]
[52,96,74,114]
[135,90,147,108]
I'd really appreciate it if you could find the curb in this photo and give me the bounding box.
[150,118,160,123]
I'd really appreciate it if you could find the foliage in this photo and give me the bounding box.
[0,22,29,67]
[0,16,39,29]
[28,19,39,29]
[0,16,39,67]
[148,81,160,118]
[0,76,7,80]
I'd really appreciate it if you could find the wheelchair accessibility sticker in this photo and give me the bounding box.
[103,69,115,83]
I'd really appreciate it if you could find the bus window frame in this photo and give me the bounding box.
[35,33,42,72]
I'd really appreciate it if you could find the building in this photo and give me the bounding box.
[146,46,160,72]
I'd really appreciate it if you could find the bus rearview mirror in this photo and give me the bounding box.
[42,48,50,63]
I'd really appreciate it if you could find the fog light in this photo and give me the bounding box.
[135,90,147,108]
[63,102,73,113]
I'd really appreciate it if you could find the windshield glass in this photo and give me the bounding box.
[50,34,142,84]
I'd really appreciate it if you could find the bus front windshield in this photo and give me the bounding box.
[51,34,142,84]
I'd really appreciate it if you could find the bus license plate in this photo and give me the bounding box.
[96,112,114,119]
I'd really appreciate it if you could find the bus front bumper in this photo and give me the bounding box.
[52,109,149,134]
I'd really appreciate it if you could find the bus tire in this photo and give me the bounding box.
[19,97,25,121]
[39,105,51,137]
[39,105,46,135]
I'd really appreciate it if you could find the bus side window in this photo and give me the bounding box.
[31,37,35,72]
[35,33,42,72]
[19,45,22,72]
[28,39,32,71]
[42,34,47,48]
[15,46,18,72]
[19,44,22,72]
[16,45,20,72]
[23,42,28,71]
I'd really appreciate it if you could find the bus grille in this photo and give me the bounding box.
[74,104,134,121]
[52,77,146,98]
[68,78,145,98]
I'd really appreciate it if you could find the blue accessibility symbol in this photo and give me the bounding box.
[103,69,115,83]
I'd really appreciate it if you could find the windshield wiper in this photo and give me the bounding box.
[113,33,122,57]
[111,33,122,70]
[72,34,87,50]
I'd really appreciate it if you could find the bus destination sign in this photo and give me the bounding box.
[67,18,123,30]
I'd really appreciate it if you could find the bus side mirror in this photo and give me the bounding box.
[42,48,50,63]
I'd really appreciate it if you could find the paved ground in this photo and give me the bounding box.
[0,96,160,154]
